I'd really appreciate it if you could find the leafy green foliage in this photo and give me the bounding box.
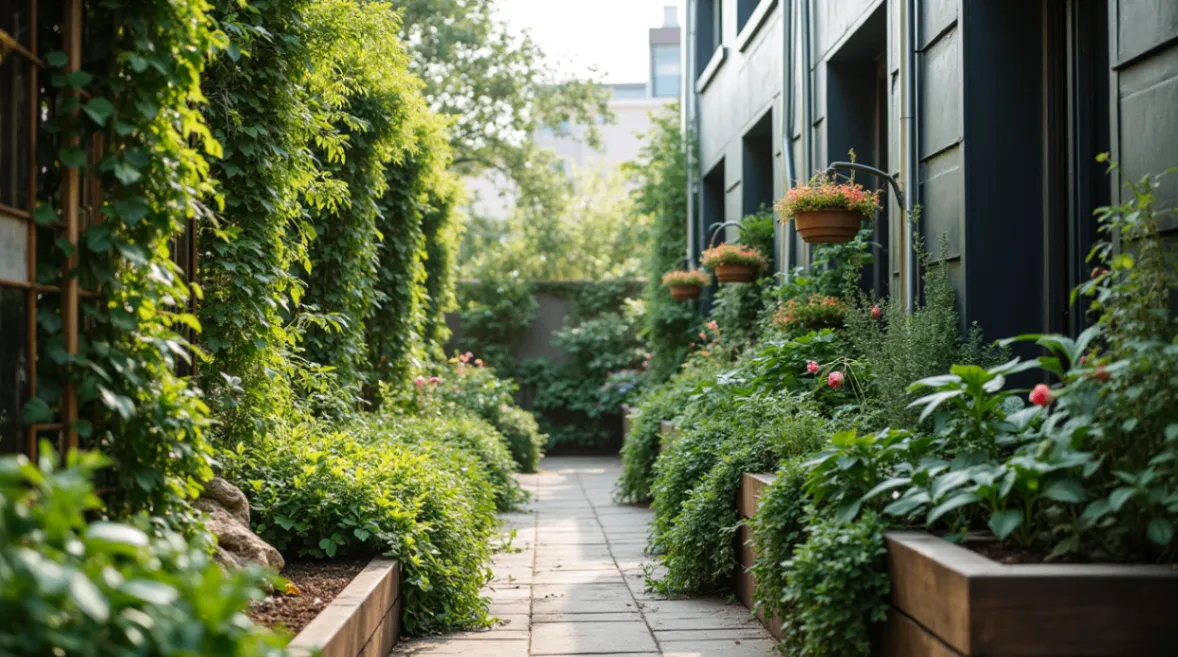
[617,360,721,502]
[780,512,891,657]
[627,104,702,383]
[0,446,287,656]
[490,405,547,474]
[748,459,812,623]
[28,0,225,528]
[710,282,767,350]
[455,273,539,370]
[653,395,826,593]
[236,414,500,634]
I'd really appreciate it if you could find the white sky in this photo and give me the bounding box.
[496,0,684,84]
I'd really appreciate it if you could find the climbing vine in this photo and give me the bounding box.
[27,0,225,528]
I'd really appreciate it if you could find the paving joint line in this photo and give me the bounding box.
[575,468,664,656]
[527,473,541,656]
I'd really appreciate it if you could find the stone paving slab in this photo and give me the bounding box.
[392,456,775,656]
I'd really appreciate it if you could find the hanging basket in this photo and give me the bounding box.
[793,209,865,244]
[713,263,758,284]
[668,284,702,301]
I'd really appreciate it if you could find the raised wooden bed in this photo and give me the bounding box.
[658,420,681,453]
[736,473,782,639]
[880,532,1178,657]
[736,474,1178,656]
[288,558,402,657]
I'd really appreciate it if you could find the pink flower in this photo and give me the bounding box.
[828,371,845,388]
[643,352,651,360]
[699,331,707,340]
[474,359,484,367]
[806,361,820,375]
[459,352,472,363]
[428,376,441,385]
[413,376,426,388]
[871,306,882,320]
[1029,384,1053,407]
[706,321,718,331]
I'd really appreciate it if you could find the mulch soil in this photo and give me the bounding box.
[247,558,370,635]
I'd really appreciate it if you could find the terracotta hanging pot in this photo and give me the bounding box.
[713,263,758,284]
[793,209,864,244]
[669,284,702,301]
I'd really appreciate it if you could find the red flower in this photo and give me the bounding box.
[1029,384,1053,407]
[1091,266,1109,280]
[806,361,820,375]
[428,376,441,385]
[706,321,719,331]
[871,305,882,320]
[699,331,707,340]
[413,376,426,388]
[827,371,845,388]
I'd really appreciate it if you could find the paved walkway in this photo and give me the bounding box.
[394,456,777,656]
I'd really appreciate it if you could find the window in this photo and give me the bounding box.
[737,0,759,33]
[695,0,723,77]
[651,45,681,98]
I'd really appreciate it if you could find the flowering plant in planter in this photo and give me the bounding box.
[772,294,849,332]
[775,176,882,244]
[700,243,768,283]
[661,270,710,300]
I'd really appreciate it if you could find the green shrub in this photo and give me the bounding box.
[373,412,526,512]
[653,395,826,593]
[492,405,546,474]
[781,512,891,657]
[748,459,812,623]
[237,416,499,635]
[710,281,767,350]
[616,361,719,502]
[0,447,288,656]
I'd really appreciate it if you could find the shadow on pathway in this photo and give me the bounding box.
[393,456,777,656]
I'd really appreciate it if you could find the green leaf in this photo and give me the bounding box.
[862,477,911,501]
[113,198,150,226]
[33,205,58,225]
[1147,518,1174,546]
[22,398,53,424]
[59,147,87,168]
[834,499,861,524]
[86,522,149,550]
[69,571,110,622]
[988,509,1023,539]
[1109,487,1135,512]
[927,491,981,524]
[113,162,143,185]
[121,580,179,606]
[1041,479,1086,504]
[98,386,135,419]
[82,97,115,125]
[45,51,68,68]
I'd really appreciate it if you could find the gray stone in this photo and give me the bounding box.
[195,478,283,571]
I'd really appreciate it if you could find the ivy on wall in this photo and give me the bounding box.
[27,0,226,527]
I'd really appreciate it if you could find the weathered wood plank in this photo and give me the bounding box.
[738,473,776,519]
[289,558,402,657]
[879,608,965,657]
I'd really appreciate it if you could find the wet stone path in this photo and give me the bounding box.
[393,456,777,656]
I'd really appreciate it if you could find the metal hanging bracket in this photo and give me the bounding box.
[823,161,905,210]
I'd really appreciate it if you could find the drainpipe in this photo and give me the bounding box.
[780,0,796,276]
[800,0,813,268]
[903,0,920,312]
[683,0,696,269]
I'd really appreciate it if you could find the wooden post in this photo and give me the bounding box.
[61,0,83,453]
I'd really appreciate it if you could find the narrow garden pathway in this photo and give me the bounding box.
[394,456,777,656]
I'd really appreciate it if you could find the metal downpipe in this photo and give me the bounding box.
[781,0,796,276]
[903,0,920,313]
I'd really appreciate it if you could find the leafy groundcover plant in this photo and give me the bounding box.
[236,414,502,635]
[0,446,288,656]
[700,243,769,272]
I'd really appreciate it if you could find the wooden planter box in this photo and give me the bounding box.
[658,420,681,453]
[736,473,782,640]
[288,558,402,657]
[736,474,1178,656]
[881,532,1178,657]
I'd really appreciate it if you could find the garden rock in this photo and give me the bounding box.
[196,477,284,572]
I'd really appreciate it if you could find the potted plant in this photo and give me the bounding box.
[700,244,767,284]
[661,270,710,300]
[775,176,882,244]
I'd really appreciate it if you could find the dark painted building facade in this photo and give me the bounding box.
[684,0,1178,338]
